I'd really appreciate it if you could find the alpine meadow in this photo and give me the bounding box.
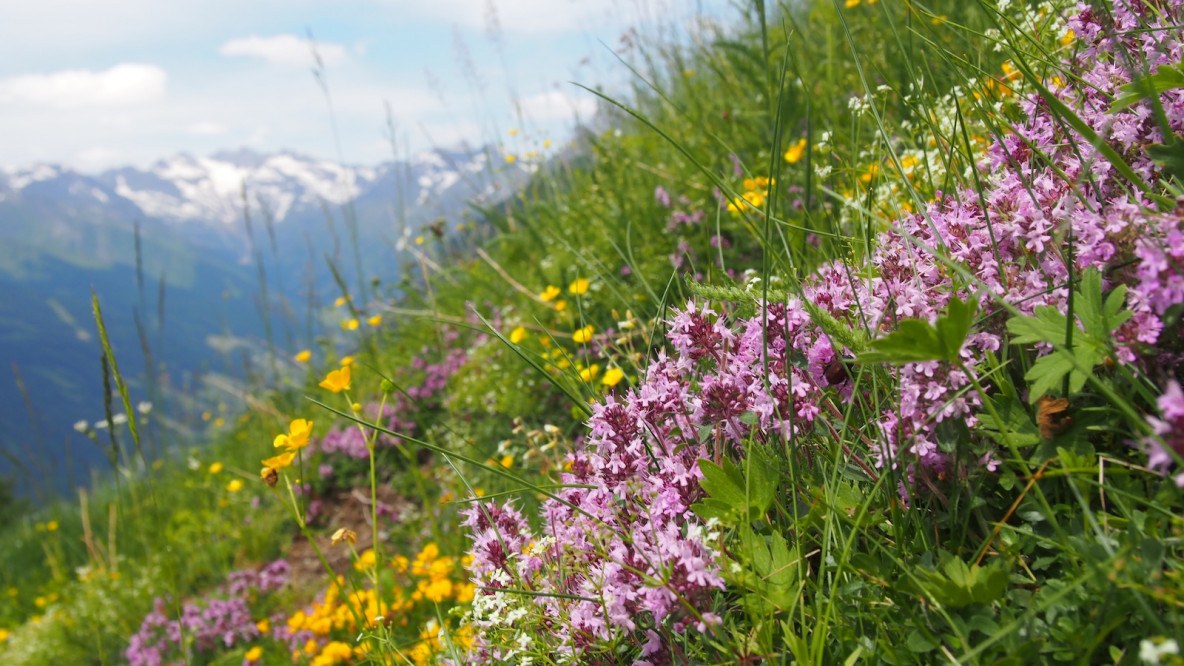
[2,0,1184,664]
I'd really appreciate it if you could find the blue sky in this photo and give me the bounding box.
[0,0,732,172]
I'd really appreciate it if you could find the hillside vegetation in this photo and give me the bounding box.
[2,0,1183,663]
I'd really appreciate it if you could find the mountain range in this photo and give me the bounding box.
[0,146,521,499]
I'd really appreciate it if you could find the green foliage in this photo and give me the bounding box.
[1007,269,1131,401]
[858,296,977,365]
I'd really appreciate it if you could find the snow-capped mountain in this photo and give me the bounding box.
[0,145,525,497]
[1,147,502,229]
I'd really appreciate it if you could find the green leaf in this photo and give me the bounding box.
[906,630,938,652]
[935,295,975,356]
[1148,141,1184,182]
[745,450,778,516]
[698,459,748,511]
[977,391,1042,448]
[858,296,977,365]
[1108,64,1184,113]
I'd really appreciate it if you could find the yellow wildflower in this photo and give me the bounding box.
[226,479,243,493]
[743,177,757,191]
[256,619,270,634]
[573,324,595,344]
[214,417,225,427]
[505,154,517,164]
[319,366,351,393]
[579,364,600,382]
[294,349,312,363]
[568,278,590,295]
[209,462,223,474]
[555,300,567,312]
[262,451,295,470]
[1061,30,1075,47]
[355,549,377,571]
[201,411,212,421]
[539,285,560,302]
[245,646,263,662]
[46,521,59,532]
[509,326,527,344]
[783,137,807,163]
[845,0,859,6]
[341,318,359,331]
[499,455,513,469]
[274,418,314,451]
[340,355,354,366]
[508,128,519,136]
[367,314,382,327]
[601,367,625,387]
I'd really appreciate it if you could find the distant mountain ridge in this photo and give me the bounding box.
[2,146,497,227]
[0,145,519,499]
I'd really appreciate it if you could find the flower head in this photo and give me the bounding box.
[568,278,590,295]
[319,366,352,393]
[294,350,312,363]
[783,137,807,163]
[573,324,595,344]
[539,285,560,302]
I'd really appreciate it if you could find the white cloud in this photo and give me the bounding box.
[186,121,228,135]
[382,0,651,34]
[0,63,166,109]
[517,89,597,121]
[75,146,123,170]
[219,34,348,67]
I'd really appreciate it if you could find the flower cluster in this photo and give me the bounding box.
[462,2,1184,659]
[1145,381,1184,486]
[270,542,475,663]
[126,560,289,666]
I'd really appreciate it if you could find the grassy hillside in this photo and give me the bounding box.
[2,0,1183,663]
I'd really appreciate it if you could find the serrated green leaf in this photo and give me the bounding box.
[1007,306,1066,345]
[690,499,735,522]
[858,296,977,365]
[698,459,747,509]
[935,296,976,357]
[859,318,943,364]
[977,391,1042,447]
[1024,352,1076,402]
[745,451,777,515]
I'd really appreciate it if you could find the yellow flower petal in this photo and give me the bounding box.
[367,314,382,327]
[539,285,560,302]
[601,367,625,387]
[319,366,352,393]
[572,324,595,344]
[294,350,311,363]
[262,451,295,470]
[568,278,590,295]
[783,138,807,164]
[509,326,527,344]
